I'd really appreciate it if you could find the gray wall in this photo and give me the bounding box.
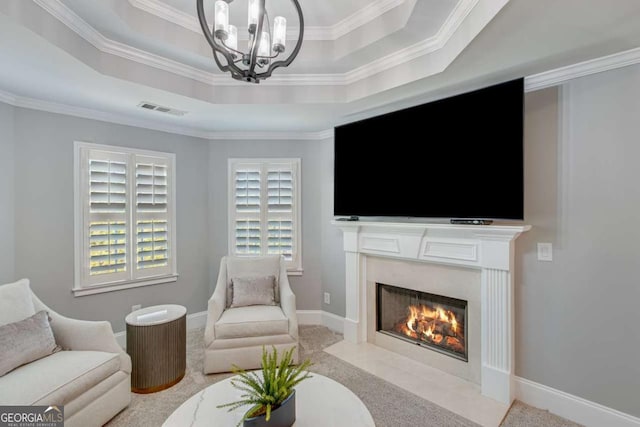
[12,109,211,332]
[208,139,326,311]
[2,107,335,331]
[516,65,640,417]
[319,138,346,316]
[0,103,15,284]
[2,61,640,417]
[309,64,640,416]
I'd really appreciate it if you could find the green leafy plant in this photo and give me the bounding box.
[217,346,312,426]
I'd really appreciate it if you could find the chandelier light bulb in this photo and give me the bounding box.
[248,0,260,33]
[227,25,238,56]
[273,16,286,53]
[214,1,229,40]
[258,31,271,65]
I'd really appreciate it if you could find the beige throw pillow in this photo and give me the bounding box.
[0,311,59,377]
[230,275,276,308]
[226,256,281,308]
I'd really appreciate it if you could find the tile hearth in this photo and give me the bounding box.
[324,340,509,427]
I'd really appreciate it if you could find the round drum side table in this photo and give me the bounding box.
[125,304,186,393]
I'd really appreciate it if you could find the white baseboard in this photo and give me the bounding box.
[115,309,345,349]
[515,376,640,427]
[321,311,345,334]
[296,310,323,325]
[186,310,207,330]
[296,310,345,334]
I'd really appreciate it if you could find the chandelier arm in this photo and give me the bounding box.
[259,52,281,60]
[196,0,245,78]
[220,39,244,57]
[247,0,267,77]
[259,0,304,80]
[212,49,231,72]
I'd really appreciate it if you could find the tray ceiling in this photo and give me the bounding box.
[1,0,640,133]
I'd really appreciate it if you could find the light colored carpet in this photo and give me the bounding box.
[107,326,580,427]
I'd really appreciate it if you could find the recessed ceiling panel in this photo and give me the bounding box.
[161,0,375,27]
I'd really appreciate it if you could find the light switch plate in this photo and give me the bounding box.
[537,243,553,262]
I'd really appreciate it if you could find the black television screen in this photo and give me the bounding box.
[334,78,524,220]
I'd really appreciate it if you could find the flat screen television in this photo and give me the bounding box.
[334,78,524,220]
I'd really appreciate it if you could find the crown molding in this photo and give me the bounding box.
[2,46,639,139]
[0,88,332,140]
[524,46,640,91]
[34,0,103,47]
[0,88,212,139]
[329,0,408,40]
[0,90,17,106]
[33,0,214,84]
[34,0,475,87]
[128,0,407,41]
[343,0,478,85]
[128,0,201,34]
[208,129,333,140]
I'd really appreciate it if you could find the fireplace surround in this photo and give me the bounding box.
[332,220,530,404]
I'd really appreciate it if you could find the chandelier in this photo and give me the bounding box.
[196,0,304,83]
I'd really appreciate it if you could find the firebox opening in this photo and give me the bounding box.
[376,283,468,362]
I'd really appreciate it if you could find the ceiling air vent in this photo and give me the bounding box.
[137,102,187,116]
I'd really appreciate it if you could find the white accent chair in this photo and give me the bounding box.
[204,256,299,374]
[0,280,131,427]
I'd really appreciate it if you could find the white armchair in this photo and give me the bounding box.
[204,256,299,374]
[0,279,131,427]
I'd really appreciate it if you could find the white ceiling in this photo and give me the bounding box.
[159,0,374,27]
[0,0,640,134]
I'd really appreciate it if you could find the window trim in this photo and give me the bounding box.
[228,158,303,275]
[73,141,178,297]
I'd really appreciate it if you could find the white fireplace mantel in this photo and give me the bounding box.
[332,220,531,404]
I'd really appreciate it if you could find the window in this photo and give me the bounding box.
[228,159,302,274]
[74,142,177,296]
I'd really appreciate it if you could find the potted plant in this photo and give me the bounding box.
[218,346,312,427]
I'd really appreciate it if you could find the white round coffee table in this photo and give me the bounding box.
[163,373,375,426]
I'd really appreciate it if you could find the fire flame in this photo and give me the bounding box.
[396,303,463,352]
[451,315,458,334]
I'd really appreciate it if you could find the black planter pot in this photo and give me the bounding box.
[243,390,296,427]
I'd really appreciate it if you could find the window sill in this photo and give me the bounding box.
[72,274,178,297]
[287,268,304,277]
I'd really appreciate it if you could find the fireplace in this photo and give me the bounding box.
[333,220,530,403]
[377,283,468,361]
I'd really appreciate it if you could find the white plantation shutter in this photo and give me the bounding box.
[75,142,177,294]
[234,167,262,255]
[235,170,261,213]
[84,150,129,286]
[229,159,301,272]
[89,159,127,213]
[135,156,173,278]
[267,169,294,261]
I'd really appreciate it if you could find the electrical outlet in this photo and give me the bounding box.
[537,243,553,262]
[324,292,331,305]
[131,304,142,312]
